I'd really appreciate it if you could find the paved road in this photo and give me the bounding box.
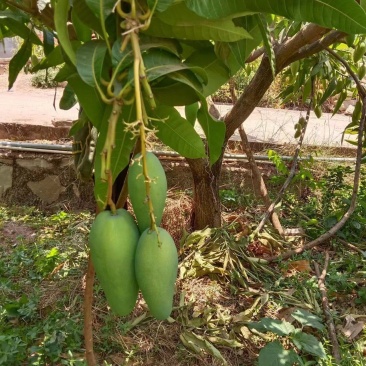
[0,73,356,148]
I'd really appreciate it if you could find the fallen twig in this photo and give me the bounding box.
[314,253,341,363]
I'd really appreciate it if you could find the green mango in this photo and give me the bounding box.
[135,227,178,320]
[89,209,139,316]
[128,152,167,233]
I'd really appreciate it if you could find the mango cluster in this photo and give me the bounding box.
[89,152,178,320]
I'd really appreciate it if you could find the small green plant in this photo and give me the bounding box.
[249,309,326,365]
[31,67,60,88]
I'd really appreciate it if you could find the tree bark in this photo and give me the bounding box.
[186,155,223,229]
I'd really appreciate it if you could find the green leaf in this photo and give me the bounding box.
[145,3,252,42]
[291,309,325,331]
[291,330,326,359]
[0,10,42,45]
[54,63,75,82]
[197,100,225,165]
[185,47,230,97]
[42,29,55,56]
[31,45,64,72]
[185,102,199,126]
[59,84,77,110]
[8,38,32,90]
[73,0,104,36]
[148,0,175,12]
[76,40,107,87]
[67,74,105,128]
[255,14,276,77]
[143,49,207,84]
[248,318,296,336]
[54,0,76,65]
[319,78,337,105]
[152,77,201,106]
[186,0,366,35]
[258,341,298,366]
[361,0,366,13]
[85,0,115,19]
[94,105,136,209]
[71,5,92,42]
[228,16,262,66]
[148,105,206,159]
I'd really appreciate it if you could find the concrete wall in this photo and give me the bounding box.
[0,151,95,211]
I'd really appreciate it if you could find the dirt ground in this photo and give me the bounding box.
[0,64,78,127]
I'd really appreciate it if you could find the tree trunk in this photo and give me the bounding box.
[186,155,223,229]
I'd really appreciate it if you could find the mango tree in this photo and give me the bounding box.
[2,1,366,364]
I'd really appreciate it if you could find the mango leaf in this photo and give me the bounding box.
[362,0,366,12]
[31,45,64,72]
[258,341,298,366]
[186,0,366,35]
[73,0,104,35]
[148,105,206,159]
[214,42,240,74]
[255,14,276,77]
[71,6,92,42]
[229,16,262,66]
[54,63,75,82]
[180,331,228,365]
[8,38,32,90]
[197,99,225,165]
[185,102,199,126]
[59,84,77,110]
[94,104,136,209]
[142,49,207,84]
[248,318,295,336]
[85,0,115,20]
[291,309,325,331]
[291,330,326,359]
[148,0,175,12]
[145,3,252,42]
[152,78,201,106]
[0,11,42,45]
[67,74,105,128]
[185,47,230,97]
[42,29,54,55]
[76,40,107,87]
[54,0,76,65]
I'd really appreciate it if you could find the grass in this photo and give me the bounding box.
[1,165,366,365]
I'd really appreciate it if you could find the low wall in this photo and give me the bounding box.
[0,151,95,211]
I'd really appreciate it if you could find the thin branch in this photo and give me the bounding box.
[246,47,265,63]
[238,125,284,236]
[314,253,341,363]
[256,91,313,234]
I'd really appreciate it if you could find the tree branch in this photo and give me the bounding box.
[224,26,345,139]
